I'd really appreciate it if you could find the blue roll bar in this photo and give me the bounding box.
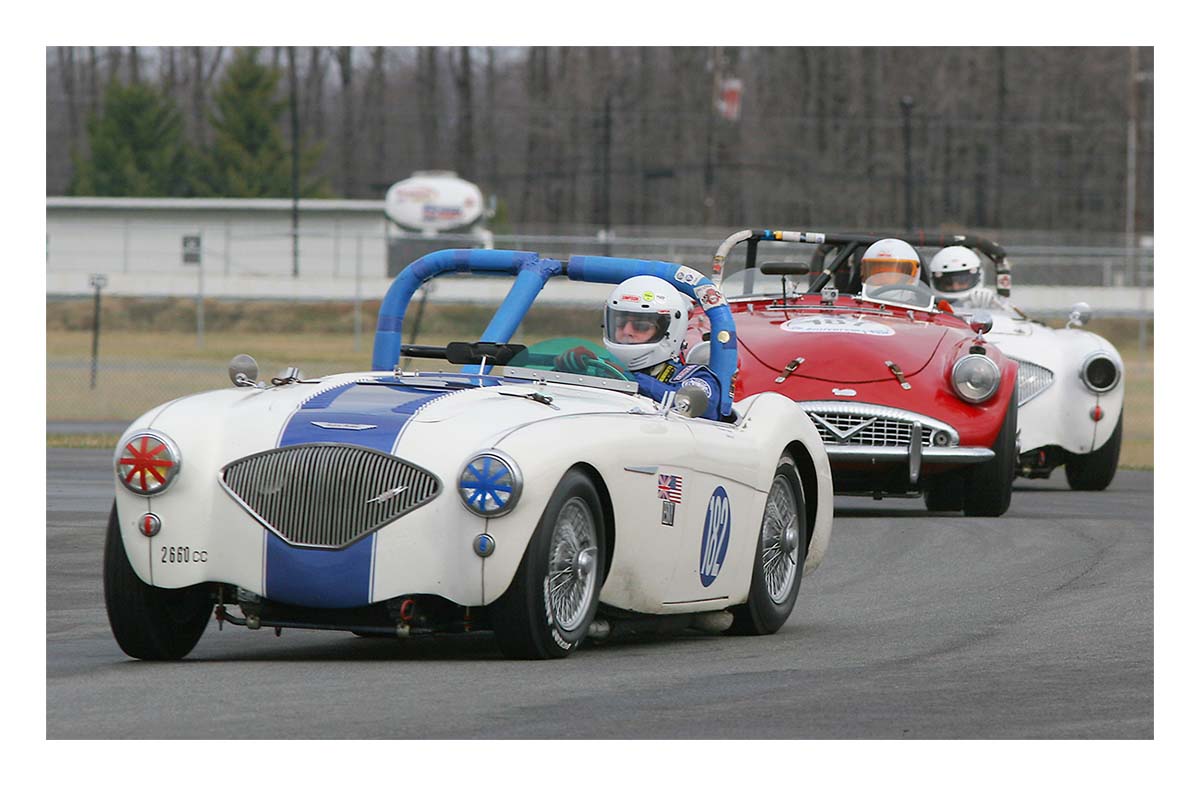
[372,249,738,417]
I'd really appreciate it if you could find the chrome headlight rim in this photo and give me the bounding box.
[114,429,182,496]
[1079,351,1121,393]
[457,449,523,518]
[951,354,1001,404]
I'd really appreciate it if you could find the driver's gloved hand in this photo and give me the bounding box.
[553,346,597,373]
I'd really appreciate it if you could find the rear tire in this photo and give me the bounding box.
[923,470,965,512]
[729,454,807,635]
[963,389,1018,517]
[1066,409,1123,490]
[103,502,213,660]
[489,470,605,659]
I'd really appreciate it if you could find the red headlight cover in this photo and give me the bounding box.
[116,433,179,495]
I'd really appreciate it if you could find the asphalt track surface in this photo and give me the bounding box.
[46,448,1152,739]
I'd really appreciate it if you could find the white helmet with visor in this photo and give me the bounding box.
[602,276,690,370]
[860,238,921,288]
[929,246,984,300]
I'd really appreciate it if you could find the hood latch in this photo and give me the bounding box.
[884,360,912,390]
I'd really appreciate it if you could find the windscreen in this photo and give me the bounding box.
[720,244,812,298]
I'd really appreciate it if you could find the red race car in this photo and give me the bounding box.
[685,229,1019,516]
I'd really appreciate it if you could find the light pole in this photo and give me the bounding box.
[88,273,107,390]
[900,96,915,232]
[288,46,300,279]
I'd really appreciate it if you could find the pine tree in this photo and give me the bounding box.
[192,47,326,197]
[70,81,192,196]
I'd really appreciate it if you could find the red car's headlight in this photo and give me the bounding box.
[951,355,1001,404]
[115,431,181,496]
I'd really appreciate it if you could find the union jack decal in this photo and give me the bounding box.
[657,473,684,504]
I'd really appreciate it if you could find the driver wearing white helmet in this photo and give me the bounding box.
[554,275,722,420]
[858,238,929,305]
[928,245,1014,312]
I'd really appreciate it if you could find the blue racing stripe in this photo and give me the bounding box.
[263,381,454,608]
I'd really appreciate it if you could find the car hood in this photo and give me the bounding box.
[733,308,953,383]
[139,371,646,469]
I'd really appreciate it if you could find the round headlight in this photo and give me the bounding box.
[952,355,1001,403]
[115,431,181,495]
[1080,353,1120,393]
[458,451,522,517]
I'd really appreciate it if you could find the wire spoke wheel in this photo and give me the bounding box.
[546,497,599,633]
[761,474,800,604]
[729,454,807,636]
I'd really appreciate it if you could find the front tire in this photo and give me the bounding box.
[924,470,965,512]
[489,470,606,659]
[963,389,1018,517]
[1066,409,1123,490]
[729,454,807,635]
[103,503,213,660]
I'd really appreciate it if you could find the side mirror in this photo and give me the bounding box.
[672,385,710,418]
[229,354,259,387]
[969,311,993,336]
[1067,302,1092,328]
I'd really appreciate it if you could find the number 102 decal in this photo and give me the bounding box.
[699,486,732,587]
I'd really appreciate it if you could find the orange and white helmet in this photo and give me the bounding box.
[928,246,984,300]
[860,238,921,288]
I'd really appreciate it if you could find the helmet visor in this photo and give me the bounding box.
[861,257,919,281]
[606,309,671,345]
[932,268,981,293]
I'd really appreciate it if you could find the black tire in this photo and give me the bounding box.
[962,389,1018,517]
[923,470,966,512]
[103,502,213,660]
[729,454,807,635]
[1066,409,1124,491]
[489,470,606,659]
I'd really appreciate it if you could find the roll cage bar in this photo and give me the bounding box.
[711,229,1011,298]
[372,249,738,417]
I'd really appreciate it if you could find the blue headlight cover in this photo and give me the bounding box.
[459,452,521,516]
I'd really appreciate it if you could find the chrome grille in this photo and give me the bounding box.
[798,402,958,448]
[220,444,440,549]
[1015,358,1055,406]
[808,412,933,447]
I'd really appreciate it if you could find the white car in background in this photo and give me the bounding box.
[979,303,1124,490]
[839,231,1127,491]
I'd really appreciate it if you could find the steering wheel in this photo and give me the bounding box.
[584,357,634,381]
[865,283,928,303]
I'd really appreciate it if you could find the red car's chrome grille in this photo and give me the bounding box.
[797,402,959,448]
[219,444,440,549]
[808,413,933,447]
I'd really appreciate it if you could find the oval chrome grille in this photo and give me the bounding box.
[1015,358,1055,406]
[220,444,440,549]
[798,402,958,448]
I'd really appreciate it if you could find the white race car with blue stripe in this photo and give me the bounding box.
[105,250,834,659]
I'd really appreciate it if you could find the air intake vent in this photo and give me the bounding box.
[1015,358,1055,406]
[220,444,440,549]
[797,402,958,448]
